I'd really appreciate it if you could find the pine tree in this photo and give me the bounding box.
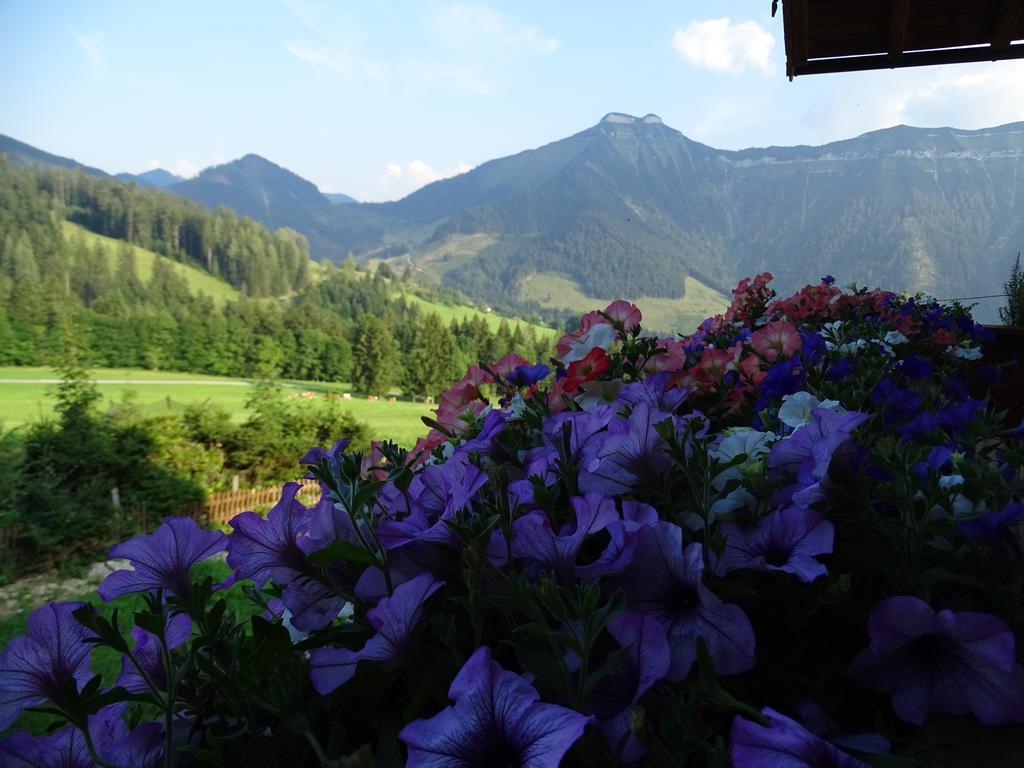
[1000,253,1024,326]
[408,313,459,398]
[352,315,401,396]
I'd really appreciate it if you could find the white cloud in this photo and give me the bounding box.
[285,41,384,82]
[170,159,200,179]
[408,60,492,94]
[69,27,104,65]
[805,61,1024,144]
[376,159,473,199]
[432,4,560,57]
[672,18,775,75]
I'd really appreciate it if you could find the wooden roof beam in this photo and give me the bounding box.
[889,0,911,59]
[991,0,1023,51]
[795,42,1024,76]
[784,0,809,80]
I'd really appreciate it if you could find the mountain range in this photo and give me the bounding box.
[4,115,1023,325]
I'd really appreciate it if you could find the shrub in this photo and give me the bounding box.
[2,275,1023,766]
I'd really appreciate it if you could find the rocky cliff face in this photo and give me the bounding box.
[158,117,1024,314]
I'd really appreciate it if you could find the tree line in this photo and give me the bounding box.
[0,158,552,400]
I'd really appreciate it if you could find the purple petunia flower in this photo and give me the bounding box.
[399,646,592,768]
[102,722,165,768]
[911,446,954,486]
[898,355,933,380]
[587,610,670,761]
[98,517,226,601]
[511,494,618,585]
[958,501,1024,544]
[458,409,507,457]
[615,372,689,421]
[826,357,855,381]
[1002,418,1024,438]
[0,726,96,768]
[575,500,658,581]
[579,404,673,495]
[228,482,311,589]
[377,457,489,553]
[508,363,551,388]
[898,411,939,442]
[542,405,616,464]
[299,437,352,478]
[730,707,868,768]
[0,602,93,729]
[871,378,922,423]
[309,573,443,694]
[849,596,1024,726]
[936,398,983,433]
[768,408,868,481]
[757,356,805,407]
[117,612,192,695]
[619,522,756,680]
[717,506,834,583]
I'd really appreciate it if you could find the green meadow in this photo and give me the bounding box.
[0,367,433,447]
[518,272,729,335]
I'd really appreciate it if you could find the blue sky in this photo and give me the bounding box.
[3,0,1024,201]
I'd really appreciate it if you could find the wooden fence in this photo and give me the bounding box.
[0,480,323,559]
[189,479,322,527]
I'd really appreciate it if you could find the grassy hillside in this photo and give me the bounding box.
[407,233,497,277]
[62,222,242,305]
[0,367,432,446]
[518,272,729,335]
[394,289,557,339]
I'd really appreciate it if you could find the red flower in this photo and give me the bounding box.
[933,329,957,346]
[751,320,802,362]
[567,347,610,382]
[602,300,642,333]
[695,346,740,386]
[644,338,687,374]
[547,377,577,414]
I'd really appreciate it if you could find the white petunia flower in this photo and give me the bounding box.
[778,391,842,429]
[953,345,983,361]
[938,474,965,490]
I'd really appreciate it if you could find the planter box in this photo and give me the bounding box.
[980,325,1024,427]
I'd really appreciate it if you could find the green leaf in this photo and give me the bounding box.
[309,539,376,567]
[133,610,166,637]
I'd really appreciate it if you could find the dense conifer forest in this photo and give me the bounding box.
[0,159,551,398]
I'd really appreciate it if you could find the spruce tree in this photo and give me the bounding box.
[352,315,401,396]
[408,313,459,399]
[1000,253,1024,326]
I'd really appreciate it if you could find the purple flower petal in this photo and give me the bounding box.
[731,708,869,767]
[511,494,618,585]
[850,596,1024,726]
[117,613,192,695]
[620,523,755,680]
[227,482,311,589]
[399,646,592,768]
[579,404,673,495]
[0,602,93,729]
[589,610,670,760]
[99,517,226,601]
[310,573,443,694]
[717,506,834,583]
